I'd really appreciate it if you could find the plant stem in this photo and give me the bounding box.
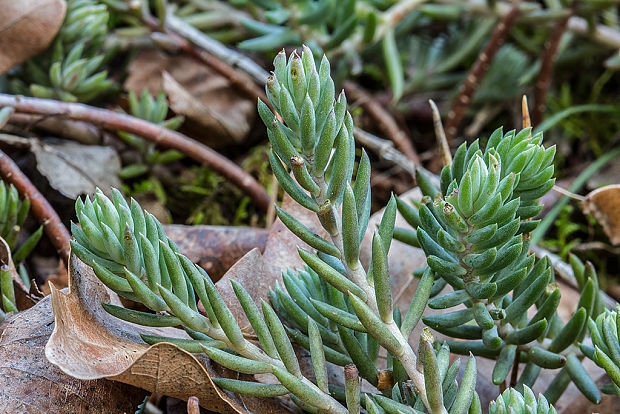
[312,178,434,413]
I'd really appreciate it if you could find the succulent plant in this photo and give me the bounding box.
[118,90,185,180]
[395,126,605,404]
[71,46,611,412]
[581,299,620,398]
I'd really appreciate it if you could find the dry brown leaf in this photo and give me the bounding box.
[124,50,254,147]
[165,224,268,282]
[0,0,66,75]
[30,138,121,199]
[44,253,287,413]
[582,184,620,245]
[0,293,147,413]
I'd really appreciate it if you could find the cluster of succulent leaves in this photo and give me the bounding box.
[488,385,556,414]
[70,47,619,413]
[118,90,185,180]
[9,0,113,102]
[0,180,42,321]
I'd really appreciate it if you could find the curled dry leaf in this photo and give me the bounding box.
[0,294,147,413]
[582,184,620,245]
[165,224,268,282]
[45,253,287,413]
[0,0,66,75]
[30,139,121,199]
[124,50,255,147]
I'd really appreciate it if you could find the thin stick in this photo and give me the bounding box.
[353,127,416,179]
[0,94,272,212]
[429,99,451,167]
[552,185,585,202]
[345,81,420,164]
[532,16,569,127]
[0,149,70,262]
[444,1,521,143]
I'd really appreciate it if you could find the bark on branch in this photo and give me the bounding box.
[0,94,272,211]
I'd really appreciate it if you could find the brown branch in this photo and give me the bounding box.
[0,149,70,262]
[0,94,272,212]
[509,350,520,387]
[444,2,521,144]
[532,16,570,127]
[344,81,420,164]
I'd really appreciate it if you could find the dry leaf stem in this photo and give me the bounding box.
[0,148,70,262]
[0,94,271,211]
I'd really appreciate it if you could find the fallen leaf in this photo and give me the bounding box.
[45,253,288,413]
[124,50,255,148]
[165,224,268,281]
[582,184,620,245]
[0,0,66,75]
[0,293,147,413]
[30,138,121,199]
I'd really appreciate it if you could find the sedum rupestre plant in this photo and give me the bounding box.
[70,46,614,412]
[395,128,605,404]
